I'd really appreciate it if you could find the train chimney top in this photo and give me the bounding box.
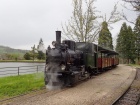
[56,31,61,44]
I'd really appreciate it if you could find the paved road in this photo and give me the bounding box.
[2,64,136,105]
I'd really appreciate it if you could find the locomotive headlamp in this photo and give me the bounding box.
[61,64,66,71]
[52,41,56,47]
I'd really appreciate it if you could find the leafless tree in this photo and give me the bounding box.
[62,0,121,43]
[121,0,140,24]
[123,0,140,12]
[62,0,98,42]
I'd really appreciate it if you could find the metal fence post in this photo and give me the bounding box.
[18,67,19,75]
[37,66,38,73]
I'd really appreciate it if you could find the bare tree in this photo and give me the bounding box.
[107,3,122,24]
[121,0,140,24]
[62,0,121,43]
[123,0,140,12]
[101,3,122,29]
[62,0,99,42]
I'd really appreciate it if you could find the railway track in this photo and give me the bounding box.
[112,68,140,105]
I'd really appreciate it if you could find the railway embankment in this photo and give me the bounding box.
[1,64,136,105]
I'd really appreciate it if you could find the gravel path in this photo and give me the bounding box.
[2,64,136,105]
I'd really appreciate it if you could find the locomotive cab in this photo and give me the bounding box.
[62,40,76,51]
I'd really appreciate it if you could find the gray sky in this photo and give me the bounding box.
[0,0,137,50]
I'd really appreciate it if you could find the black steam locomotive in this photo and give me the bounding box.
[45,31,119,89]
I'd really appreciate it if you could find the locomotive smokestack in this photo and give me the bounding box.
[56,31,61,44]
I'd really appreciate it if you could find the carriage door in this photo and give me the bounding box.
[94,53,98,68]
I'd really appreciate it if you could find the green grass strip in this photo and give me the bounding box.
[0,73,45,100]
[127,64,140,68]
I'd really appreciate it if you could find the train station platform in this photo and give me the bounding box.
[1,64,136,105]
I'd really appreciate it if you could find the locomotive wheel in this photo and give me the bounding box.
[87,67,94,77]
[63,74,74,87]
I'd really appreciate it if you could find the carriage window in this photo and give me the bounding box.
[98,53,102,58]
[104,54,108,57]
[76,43,89,52]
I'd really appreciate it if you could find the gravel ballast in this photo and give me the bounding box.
[2,64,136,105]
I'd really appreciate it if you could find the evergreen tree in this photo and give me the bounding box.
[30,45,37,61]
[98,21,113,50]
[116,22,136,63]
[126,26,136,63]
[37,38,45,53]
[37,38,45,60]
[37,38,43,49]
[116,22,128,60]
[134,15,140,63]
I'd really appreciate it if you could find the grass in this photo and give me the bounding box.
[0,73,45,100]
[127,64,140,68]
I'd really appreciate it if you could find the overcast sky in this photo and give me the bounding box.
[0,0,137,50]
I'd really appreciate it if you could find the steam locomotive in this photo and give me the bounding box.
[45,31,119,89]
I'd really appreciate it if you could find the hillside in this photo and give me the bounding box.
[0,45,28,55]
